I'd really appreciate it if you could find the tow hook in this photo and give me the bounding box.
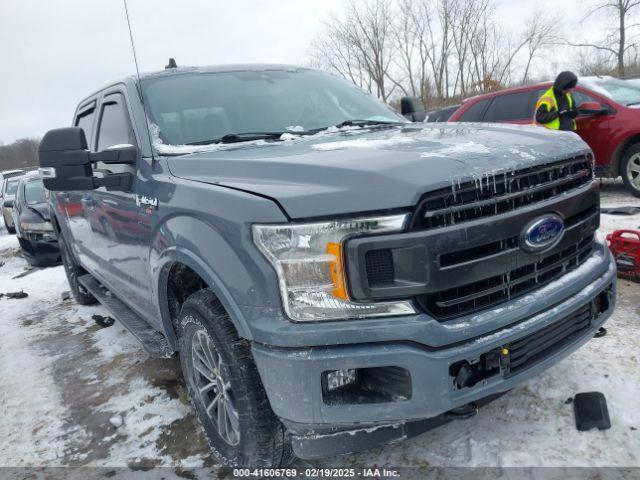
[594,327,607,338]
[445,402,478,420]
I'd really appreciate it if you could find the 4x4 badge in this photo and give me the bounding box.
[136,195,158,210]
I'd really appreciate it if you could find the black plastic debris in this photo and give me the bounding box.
[92,314,115,328]
[594,327,608,338]
[61,291,71,301]
[564,397,573,405]
[0,291,28,299]
[0,261,5,268]
[573,392,611,431]
[601,206,640,215]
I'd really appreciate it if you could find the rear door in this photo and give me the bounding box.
[63,100,98,260]
[88,89,154,316]
[482,91,537,125]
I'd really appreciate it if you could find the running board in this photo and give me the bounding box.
[78,274,174,358]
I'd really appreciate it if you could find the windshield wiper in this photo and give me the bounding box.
[627,101,640,106]
[305,119,405,134]
[186,132,296,146]
[335,119,405,128]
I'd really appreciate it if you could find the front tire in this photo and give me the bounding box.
[177,289,288,467]
[3,211,15,234]
[59,233,97,305]
[621,144,640,198]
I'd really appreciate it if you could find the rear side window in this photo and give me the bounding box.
[75,106,96,147]
[458,98,491,121]
[5,178,20,196]
[96,93,136,151]
[484,92,533,122]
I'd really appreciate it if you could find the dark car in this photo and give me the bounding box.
[38,64,615,467]
[448,76,640,197]
[11,175,60,266]
[425,104,460,122]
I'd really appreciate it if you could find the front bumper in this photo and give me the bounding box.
[252,246,616,457]
[18,235,61,265]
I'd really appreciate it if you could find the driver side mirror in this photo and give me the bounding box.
[38,127,137,192]
[578,101,609,116]
[3,199,13,209]
[400,96,427,122]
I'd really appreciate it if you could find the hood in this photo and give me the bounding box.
[166,123,590,219]
[554,71,578,91]
[21,202,50,222]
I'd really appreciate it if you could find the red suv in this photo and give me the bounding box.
[449,76,640,197]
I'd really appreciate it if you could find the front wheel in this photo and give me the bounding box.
[177,289,289,467]
[621,144,640,198]
[3,211,15,234]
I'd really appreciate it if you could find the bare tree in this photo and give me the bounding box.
[566,0,640,76]
[520,13,558,84]
[309,0,397,101]
[0,138,40,170]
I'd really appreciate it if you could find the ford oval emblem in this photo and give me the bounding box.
[521,214,565,252]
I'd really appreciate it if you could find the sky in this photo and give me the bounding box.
[0,0,598,144]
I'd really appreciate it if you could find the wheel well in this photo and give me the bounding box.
[611,134,640,176]
[166,262,208,331]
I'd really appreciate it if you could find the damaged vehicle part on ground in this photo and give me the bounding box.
[38,64,616,467]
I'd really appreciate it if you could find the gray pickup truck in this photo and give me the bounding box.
[38,64,616,467]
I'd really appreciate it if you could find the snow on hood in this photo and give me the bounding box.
[166,122,590,219]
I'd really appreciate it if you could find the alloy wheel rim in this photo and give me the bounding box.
[190,329,241,446]
[627,153,640,188]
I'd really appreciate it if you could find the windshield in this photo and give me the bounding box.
[24,179,46,205]
[580,77,640,105]
[5,178,20,196]
[142,69,405,146]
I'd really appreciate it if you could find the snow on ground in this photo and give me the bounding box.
[0,180,638,470]
[0,217,212,469]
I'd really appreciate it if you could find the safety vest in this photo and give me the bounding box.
[533,86,576,131]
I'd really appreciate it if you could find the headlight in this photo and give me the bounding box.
[252,214,416,322]
[20,221,53,232]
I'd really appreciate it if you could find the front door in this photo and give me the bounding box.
[573,88,612,169]
[89,90,154,318]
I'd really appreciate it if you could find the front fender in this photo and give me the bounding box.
[150,207,286,348]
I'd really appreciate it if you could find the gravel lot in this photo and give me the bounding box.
[0,180,638,474]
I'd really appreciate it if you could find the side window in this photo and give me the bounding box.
[459,98,491,122]
[96,93,136,151]
[484,92,533,122]
[74,106,96,148]
[572,90,597,106]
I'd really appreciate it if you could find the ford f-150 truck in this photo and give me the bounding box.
[38,64,616,467]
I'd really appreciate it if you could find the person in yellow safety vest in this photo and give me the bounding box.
[534,71,579,131]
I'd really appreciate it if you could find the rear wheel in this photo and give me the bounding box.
[59,233,97,305]
[621,144,640,198]
[177,289,289,467]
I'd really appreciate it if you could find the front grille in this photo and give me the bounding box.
[419,233,594,319]
[412,156,593,231]
[506,303,591,375]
